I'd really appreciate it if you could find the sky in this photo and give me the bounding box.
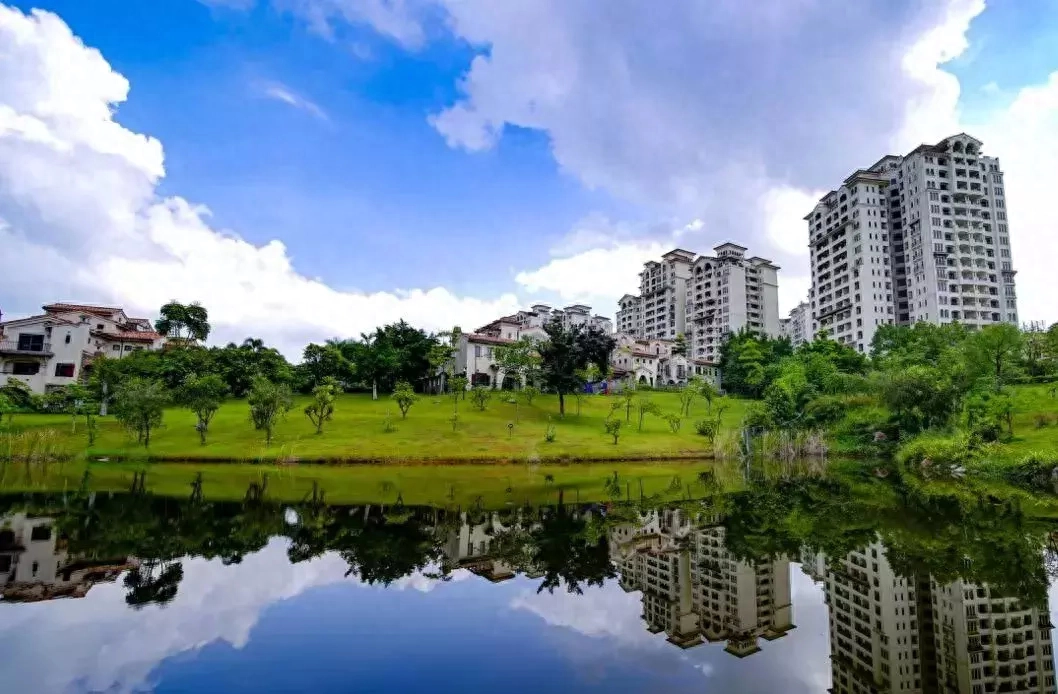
[0,0,1056,355]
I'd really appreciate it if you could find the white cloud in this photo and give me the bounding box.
[515,242,665,308]
[261,81,329,120]
[0,540,351,694]
[0,5,520,357]
[275,0,429,47]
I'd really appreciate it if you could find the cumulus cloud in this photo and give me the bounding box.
[0,5,520,356]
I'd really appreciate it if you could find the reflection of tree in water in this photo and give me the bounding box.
[124,560,184,608]
[3,467,1058,609]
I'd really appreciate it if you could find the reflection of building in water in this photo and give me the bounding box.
[931,579,1055,693]
[0,513,136,603]
[438,510,519,583]
[823,541,1056,694]
[825,542,925,693]
[609,509,794,657]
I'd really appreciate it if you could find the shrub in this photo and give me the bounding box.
[544,417,557,443]
[1005,452,1058,491]
[742,403,772,431]
[695,419,719,444]
[895,433,982,473]
[115,378,168,447]
[521,386,539,406]
[471,386,491,411]
[604,418,622,444]
[664,413,682,434]
[391,381,418,419]
[803,395,846,429]
[247,377,293,445]
[1034,413,1053,429]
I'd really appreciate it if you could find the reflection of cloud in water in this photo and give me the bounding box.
[0,540,459,694]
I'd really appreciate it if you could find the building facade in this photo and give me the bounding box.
[616,245,781,365]
[807,133,1017,353]
[609,509,794,657]
[781,301,812,347]
[0,303,165,393]
[820,541,1055,694]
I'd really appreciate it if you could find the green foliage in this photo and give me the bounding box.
[470,386,492,411]
[544,417,557,443]
[663,413,682,434]
[115,378,168,447]
[494,338,540,388]
[391,381,418,419]
[671,332,688,357]
[636,399,661,431]
[1003,452,1058,491]
[802,395,846,429]
[895,432,982,470]
[537,320,616,416]
[520,385,540,406]
[876,365,966,436]
[677,384,696,416]
[248,377,293,445]
[177,373,228,444]
[297,342,352,392]
[449,375,468,407]
[718,329,793,398]
[304,379,339,435]
[694,418,720,444]
[604,418,622,444]
[155,300,211,343]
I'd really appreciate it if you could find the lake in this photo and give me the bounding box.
[1,468,1057,693]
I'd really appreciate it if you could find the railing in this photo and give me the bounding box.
[0,340,52,354]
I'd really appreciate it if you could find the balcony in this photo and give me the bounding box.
[0,340,53,356]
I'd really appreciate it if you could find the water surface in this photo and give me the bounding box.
[1,471,1057,693]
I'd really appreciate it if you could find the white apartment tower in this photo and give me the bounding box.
[782,301,812,347]
[617,245,781,363]
[807,133,1018,353]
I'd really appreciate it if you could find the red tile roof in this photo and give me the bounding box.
[467,333,515,346]
[43,303,124,316]
[92,330,162,343]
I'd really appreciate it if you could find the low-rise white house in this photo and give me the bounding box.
[0,303,164,394]
[609,334,720,388]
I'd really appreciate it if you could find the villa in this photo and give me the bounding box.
[0,303,165,394]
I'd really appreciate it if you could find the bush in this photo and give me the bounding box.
[663,413,682,434]
[802,395,846,429]
[604,418,622,444]
[895,433,982,471]
[1034,413,1054,429]
[742,403,772,431]
[1004,452,1058,491]
[694,419,719,444]
[470,386,491,411]
[544,417,557,443]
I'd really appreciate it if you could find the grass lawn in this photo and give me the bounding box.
[3,390,749,463]
[996,383,1058,460]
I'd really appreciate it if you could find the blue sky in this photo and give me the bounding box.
[1,0,1057,352]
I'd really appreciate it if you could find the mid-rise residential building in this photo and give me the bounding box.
[807,133,1017,353]
[610,509,794,656]
[498,303,613,335]
[616,245,781,365]
[0,303,165,393]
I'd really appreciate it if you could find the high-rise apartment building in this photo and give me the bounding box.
[822,541,1055,694]
[616,245,781,363]
[807,133,1018,353]
[781,301,812,347]
[609,509,794,656]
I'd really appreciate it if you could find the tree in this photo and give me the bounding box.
[155,301,211,344]
[969,324,1024,391]
[538,321,616,416]
[391,381,418,419]
[427,327,461,393]
[449,375,469,410]
[637,399,662,431]
[604,418,622,444]
[0,393,13,427]
[299,342,351,391]
[677,382,697,416]
[115,378,168,447]
[0,378,34,419]
[177,374,227,444]
[520,385,539,406]
[304,379,338,434]
[66,384,99,445]
[470,386,492,411]
[495,337,539,389]
[248,377,292,445]
[672,333,688,357]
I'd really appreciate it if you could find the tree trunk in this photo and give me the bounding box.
[558,392,565,415]
[372,379,378,401]
[144,426,151,448]
[199,426,206,445]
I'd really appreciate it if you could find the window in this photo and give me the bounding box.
[96,323,104,330]
[112,344,120,352]
[30,524,52,541]
[16,333,45,351]
[54,363,75,378]
[123,345,133,352]
[64,333,71,344]
[12,362,40,376]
